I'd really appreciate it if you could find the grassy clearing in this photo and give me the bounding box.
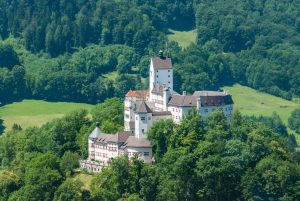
[103,71,119,81]
[72,172,95,190]
[167,29,197,48]
[0,100,94,131]
[223,84,300,143]
[222,84,299,124]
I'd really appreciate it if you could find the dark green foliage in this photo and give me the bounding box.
[245,112,288,137]
[91,98,124,133]
[0,104,299,200]
[0,171,20,200]
[288,108,300,134]
[194,0,300,99]
[11,124,22,132]
[60,151,80,175]
[88,111,299,200]
[53,179,85,201]
[0,118,4,134]
[0,44,19,69]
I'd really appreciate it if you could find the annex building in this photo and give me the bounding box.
[80,51,234,173]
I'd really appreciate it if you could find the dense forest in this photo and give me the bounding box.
[0,97,299,200]
[0,0,299,104]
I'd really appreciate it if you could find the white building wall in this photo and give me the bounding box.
[93,143,109,163]
[199,104,233,117]
[124,97,136,131]
[149,60,173,101]
[135,113,152,139]
[168,106,191,123]
[150,93,164,111]
[168,104,234,123]
[125,147,152,163]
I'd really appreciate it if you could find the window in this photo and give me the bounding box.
[144,152,150,156]
[142,129,145,134]
[141,117,145,120]
[168,81,170,84]
[157,75,158,78]
[125,114,129,119]
[204,109,208,113]
[168,70,170,72]
[148,117,151,120]
[168,75,170,78]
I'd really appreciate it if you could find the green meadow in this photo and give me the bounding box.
[0,100,94,132]
[167,29,197,48]
[223,84,299,124]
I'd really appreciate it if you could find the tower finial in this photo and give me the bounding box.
[159,50,164,59]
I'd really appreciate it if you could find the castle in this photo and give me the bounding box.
[80,51,234,172]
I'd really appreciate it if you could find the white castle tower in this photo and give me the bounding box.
[149,50,173,111]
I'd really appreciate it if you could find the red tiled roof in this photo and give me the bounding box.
[126,90,149,99]
[151,57,172,69]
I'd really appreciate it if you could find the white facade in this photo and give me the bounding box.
[198,104,234,117]
[135,112,153,139]
[149,58,173,102]
[125,147,152,163]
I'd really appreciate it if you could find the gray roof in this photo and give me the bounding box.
[152,111,172,116]
[89,127,102,139]
[123,136,152,148]
[151,57,172,69]
[108,131,131,143]
[193,91,234,106]
[168,94,197,107]
[168,92,234,107]
[136,101,152,113]
[193,91,229,96]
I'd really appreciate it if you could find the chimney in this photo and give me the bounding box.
[197,97,201,112]
[163,88,169,111]
[182,91,186,96]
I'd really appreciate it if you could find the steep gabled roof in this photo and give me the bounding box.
[89,127,102,139]
[136,101,152,113]
[151,57,172,69]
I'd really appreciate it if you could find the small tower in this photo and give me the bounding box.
[135,102,152,139]
[88,122,102,160]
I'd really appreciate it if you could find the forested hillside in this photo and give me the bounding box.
[0,0,299,104]
[1,103,300,200]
